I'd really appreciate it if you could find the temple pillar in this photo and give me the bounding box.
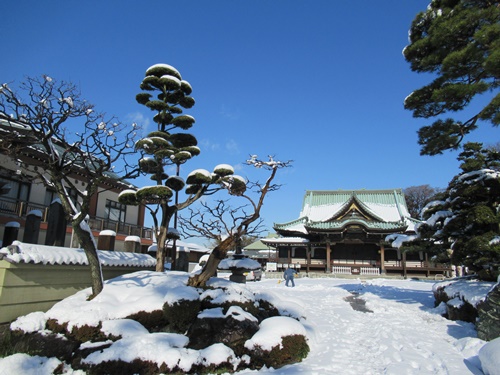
[380,244,386,274]
[425,252,430,277]
[326,242,331,273]
[306,244,311,275]
[402,251,407,279]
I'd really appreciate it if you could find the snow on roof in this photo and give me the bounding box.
[148,240,212,254]
[0,241,156,267]
[301,202,344,222]
[262,237,310,245]
[363,202,405,222]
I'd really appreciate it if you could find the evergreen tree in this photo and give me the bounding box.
[403,143,500,280]
[121,64,245,272]
[404,0,500,155]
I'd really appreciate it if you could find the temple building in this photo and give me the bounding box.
[263,189,451,277]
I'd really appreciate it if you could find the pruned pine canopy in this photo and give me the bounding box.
[403,0,500,155]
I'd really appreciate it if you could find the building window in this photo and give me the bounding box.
[0,177,30,202]
[44,189,57,207]
[105,200,126,223]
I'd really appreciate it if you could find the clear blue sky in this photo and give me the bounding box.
[2,1,498,243]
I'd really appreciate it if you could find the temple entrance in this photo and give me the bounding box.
[332,243,379,265]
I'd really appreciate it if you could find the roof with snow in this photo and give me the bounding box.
[0,115,135,190]
[0,241,156,267]
[274,189,419,237]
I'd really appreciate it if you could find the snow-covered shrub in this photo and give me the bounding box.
[213,164,234,177]
[186,169,212,185]
[136,186,173,203]
[138,157,159,174]
[185,184,202,195]
[165,176,185,191]
[117,189,138,206]
[171,114,195,130]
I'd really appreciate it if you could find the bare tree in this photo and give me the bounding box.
[187,155,292,287]
[179,199,266,246]
[0,76,138,298]
[403,185,440,219]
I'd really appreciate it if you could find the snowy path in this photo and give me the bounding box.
[240,277,484,375]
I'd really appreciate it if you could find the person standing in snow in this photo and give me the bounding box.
[283,267,298,287]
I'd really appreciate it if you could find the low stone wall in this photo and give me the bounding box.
[0,261,154,324]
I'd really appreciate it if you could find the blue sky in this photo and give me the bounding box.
[2,1,498,243]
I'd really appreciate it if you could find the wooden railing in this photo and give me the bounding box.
[0,197,153,240]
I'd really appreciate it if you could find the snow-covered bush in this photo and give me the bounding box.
[4,272,309,374]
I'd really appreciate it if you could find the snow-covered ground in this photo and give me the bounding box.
[1,274,499,375]
[242,277,498,375]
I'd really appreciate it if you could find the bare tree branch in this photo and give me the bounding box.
[187,155,292,287]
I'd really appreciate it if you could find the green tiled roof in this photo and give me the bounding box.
[274,189,414,235]
[305,219,406,231]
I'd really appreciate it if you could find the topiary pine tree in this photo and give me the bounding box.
[403,0,500,156]
[404,142,500,280]
[120,64,246,272]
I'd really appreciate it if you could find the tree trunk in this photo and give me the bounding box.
[154,205,175,272]
[155,225,168,272]
[72,222,104,299]
[187,236,235,287]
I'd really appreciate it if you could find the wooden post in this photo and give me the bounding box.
[306,244,311,275]
[425,252,430,277]
[402,251,407,279]
[380,244,386,274]
[326,242,331,273]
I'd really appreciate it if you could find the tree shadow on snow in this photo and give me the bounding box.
[335,282,436,309]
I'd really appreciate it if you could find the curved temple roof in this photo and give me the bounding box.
[274,189,418,236]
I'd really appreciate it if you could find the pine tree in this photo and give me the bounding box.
[121,64,245,272]
[405,143,500,280]
[404,0,500,155]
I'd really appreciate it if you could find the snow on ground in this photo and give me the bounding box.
[240,277,495,375]
[1,273,499,375]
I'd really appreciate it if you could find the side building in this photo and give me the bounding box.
[263,189,451,277]
[0,119,153,252]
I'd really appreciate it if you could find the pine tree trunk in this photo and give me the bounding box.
[72,222,103,298]
[155,225,168,272]
[188,236,235,287]
[153,205,177,272]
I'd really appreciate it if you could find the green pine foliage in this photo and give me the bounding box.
[405,142,500,280]
[121,63,246,270]
[404,0,500,155]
